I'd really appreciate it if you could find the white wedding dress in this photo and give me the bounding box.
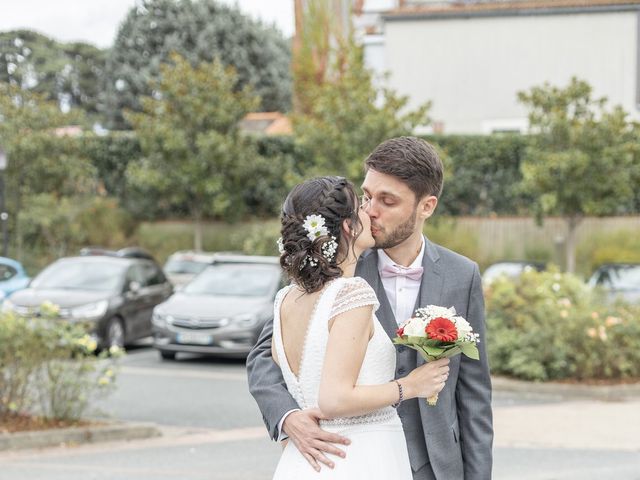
[272,277,412,479]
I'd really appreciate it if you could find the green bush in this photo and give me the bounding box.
[576,228,640,277]
[485,268,640,381]
[0,307,123,421]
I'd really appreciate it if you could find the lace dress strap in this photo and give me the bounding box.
[329,277,379,320]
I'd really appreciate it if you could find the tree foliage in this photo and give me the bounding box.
[0,83,93,198]
[0,83,123,262]
[105,0,291,129]
[0,30,107,121]
[518,77,640,272]
[126,53,261,249]
[292,0,430,181]
[428,134,531,216]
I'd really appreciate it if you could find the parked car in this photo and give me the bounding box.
[588,263,640,304]
[2,248,173,349]
[163,250,220,288]
[482,261,546,286]
[152,255,285,360]
[0,256,30,300]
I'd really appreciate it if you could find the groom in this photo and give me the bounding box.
[247,137,493,479]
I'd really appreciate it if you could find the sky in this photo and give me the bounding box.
[0,0,295,48]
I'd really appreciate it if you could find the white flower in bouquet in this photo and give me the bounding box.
[453,316,473,340]
[401,316,429,336]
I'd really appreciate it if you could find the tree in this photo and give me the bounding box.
[126,53,260,250]
[105,0,291,129]
[0,30,107,121]
[518,77,640,273]
[0,83,99,259]
[292,0,430,181]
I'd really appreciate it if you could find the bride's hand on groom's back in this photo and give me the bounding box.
[282,408,351,472]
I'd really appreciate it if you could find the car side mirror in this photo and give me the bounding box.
[129,281,141,294]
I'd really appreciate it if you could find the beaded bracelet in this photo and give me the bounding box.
[391,380,404,408]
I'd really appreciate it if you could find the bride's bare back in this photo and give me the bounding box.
[273,287,323,376]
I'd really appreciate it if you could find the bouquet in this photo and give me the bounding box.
[393,305,480,406]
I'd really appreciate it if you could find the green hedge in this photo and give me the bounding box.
[425,134,532,216]
[21,131,640,223]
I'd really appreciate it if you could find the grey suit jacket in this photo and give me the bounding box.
[246,238,493,479]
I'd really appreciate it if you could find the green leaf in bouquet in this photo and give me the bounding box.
[392,336,407,345]
[460,342,480,360]
[441,346,463,358]
[416,348,438,362]
[423,345,445,356]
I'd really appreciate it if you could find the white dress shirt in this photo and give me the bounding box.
[377,239,425,325]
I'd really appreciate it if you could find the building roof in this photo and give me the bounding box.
[239,112,292,136]
[385,0,640,20]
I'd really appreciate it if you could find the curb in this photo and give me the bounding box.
[491,376,640,401]
[0,421,162,452]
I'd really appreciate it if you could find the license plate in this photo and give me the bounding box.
[176,332,213,345]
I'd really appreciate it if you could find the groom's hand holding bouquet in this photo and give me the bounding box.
[394,305,480,405]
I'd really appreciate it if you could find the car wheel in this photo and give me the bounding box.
[105,317,125,350]
[160,350,176,361]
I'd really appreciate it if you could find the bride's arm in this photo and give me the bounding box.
[318,305,449,419]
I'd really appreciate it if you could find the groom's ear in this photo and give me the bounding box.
[418,195,438,221]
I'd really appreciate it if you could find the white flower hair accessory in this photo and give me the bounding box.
[276,214,339,270]
[302,214,328,241]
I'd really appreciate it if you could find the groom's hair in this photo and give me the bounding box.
[364,136,444,200]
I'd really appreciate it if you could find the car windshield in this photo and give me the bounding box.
[164,259,210,275]
[483,263,527,283]
[183,263,280,297]
[31,260,128,291]
[593,266,640,290]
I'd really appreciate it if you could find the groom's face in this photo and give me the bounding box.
[361,169,420,249]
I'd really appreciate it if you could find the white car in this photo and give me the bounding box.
[482,261,546,286]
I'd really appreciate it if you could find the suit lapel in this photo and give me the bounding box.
[356,250,398,339]
[415,237,444,365]
[356,237,444,342]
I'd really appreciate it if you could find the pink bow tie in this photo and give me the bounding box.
[380,264,424,281]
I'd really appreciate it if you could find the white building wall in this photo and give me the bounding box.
[384,11,639,133]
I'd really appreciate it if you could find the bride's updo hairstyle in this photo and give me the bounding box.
[280,176,363,293]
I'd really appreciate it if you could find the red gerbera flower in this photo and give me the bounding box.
[425,317,458,342]
[396,326,404,337]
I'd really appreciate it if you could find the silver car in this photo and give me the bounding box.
[162,250,219,288]
[152,255,285,359]
[588,263,640,304]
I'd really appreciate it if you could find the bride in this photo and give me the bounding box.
[270,176,449,479]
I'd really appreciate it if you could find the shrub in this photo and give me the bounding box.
[485,267,640,381]
[0,307,123,421]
